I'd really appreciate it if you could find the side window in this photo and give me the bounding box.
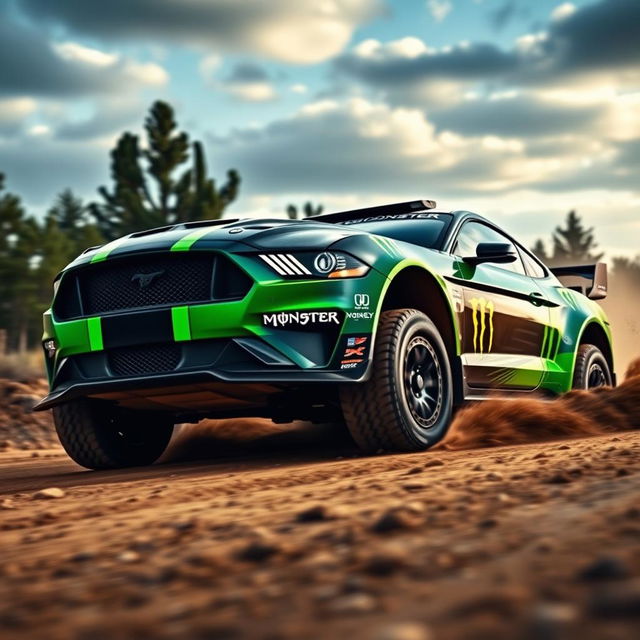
[519,247,547,278]
[452,221,526,276]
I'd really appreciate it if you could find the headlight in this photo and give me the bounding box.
[258,252,369,279]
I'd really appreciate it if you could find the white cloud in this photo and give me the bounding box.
[225,82,277,102]
[218,62,277,102]
[427,0,452,23]
[199,54,222,82]
[27,124,51,136]
[551,3,576,22]
[290,83,308,94]
[0,98,37,123]
[53,42,118,67]
[22,0,382,65]
[52,40,168,89]
[123,61,168,86]
[207,97,539,196]
[352,37,431,61]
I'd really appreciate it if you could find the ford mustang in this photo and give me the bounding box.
[35,200,615,469]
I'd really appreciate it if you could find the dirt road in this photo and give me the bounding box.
[1,424,640,640]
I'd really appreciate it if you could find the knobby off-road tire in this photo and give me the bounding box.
[340,309,453,453]
[53,399,174,470]
[572,344,613,390]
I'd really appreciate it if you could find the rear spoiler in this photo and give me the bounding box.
[550,262,608,300]
[309,199,437,224]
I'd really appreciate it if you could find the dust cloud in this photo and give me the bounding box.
[161,418,353,463]
[437,358,640,451]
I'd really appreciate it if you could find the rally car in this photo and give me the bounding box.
[36,200,615,469]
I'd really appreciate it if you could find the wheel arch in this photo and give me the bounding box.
[576,320,615,383]
[379,265,463,404]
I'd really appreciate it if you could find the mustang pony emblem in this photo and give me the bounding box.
[131,270,165,289]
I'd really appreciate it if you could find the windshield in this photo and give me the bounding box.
[339,213,452,250]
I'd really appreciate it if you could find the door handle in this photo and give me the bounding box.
[529,291,544,306]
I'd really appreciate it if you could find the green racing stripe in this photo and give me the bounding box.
[90,236,131,263]
[171,227,216,252]
[87,317,103,351]
[171,306,192,341]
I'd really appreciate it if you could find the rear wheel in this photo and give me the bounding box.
[340,309,453,452]
[53,399,174,470]
[572,344,612,390]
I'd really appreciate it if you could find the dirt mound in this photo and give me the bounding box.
[0,378,58,450]
[438,357,640,451]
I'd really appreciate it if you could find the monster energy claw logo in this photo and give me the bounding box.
[470,297,495,354]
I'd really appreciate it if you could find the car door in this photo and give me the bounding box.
[449,221,551,391]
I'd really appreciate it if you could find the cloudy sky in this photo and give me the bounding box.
[0,0,638,255]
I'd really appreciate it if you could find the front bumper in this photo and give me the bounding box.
[38,258,386,412]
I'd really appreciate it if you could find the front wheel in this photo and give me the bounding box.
[572,344,613,389]
[340,309,453,452]
[53,399,174,470]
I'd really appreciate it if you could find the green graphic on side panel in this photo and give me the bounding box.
[372,235,400,257]
[541,326,560,359]
[487,368,518,385]
[558,288,580,310]
[541,325,549,358]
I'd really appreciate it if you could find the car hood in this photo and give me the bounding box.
[61,218,356,272]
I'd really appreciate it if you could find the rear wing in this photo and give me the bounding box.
[550,262,608,300]
[309,199,437,224]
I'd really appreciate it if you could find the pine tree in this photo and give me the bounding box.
[286,202,324,220]
[17,216,74,351]
[90,101,240,239]
[531,239,549,263]
[0,174,32,351]
[47,189,104,258]
[552,210,603,265]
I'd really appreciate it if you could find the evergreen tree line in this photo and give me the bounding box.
[1,99,639,352]
[0,101,241,351]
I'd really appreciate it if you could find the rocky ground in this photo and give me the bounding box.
[0,368,639,640]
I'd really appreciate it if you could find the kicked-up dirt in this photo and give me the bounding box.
[0,363,639,640]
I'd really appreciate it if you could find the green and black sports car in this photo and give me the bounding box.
[36,200,614,469]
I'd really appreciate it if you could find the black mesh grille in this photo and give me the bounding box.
[54,253,252,319]
[109,344,181,377]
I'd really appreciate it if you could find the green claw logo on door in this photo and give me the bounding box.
[470,297,495,354]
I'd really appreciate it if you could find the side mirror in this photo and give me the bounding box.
[588,262,608,300]
[463,242,517,266]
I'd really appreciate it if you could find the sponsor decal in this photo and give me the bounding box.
[341,213,440,225]
[340,361,362,370]
[131,270,165,289]
[340,335,370,369]
[263,311,340,328]
[346,311,374,320]
[354,293,370,309]
[469,297,495,354]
